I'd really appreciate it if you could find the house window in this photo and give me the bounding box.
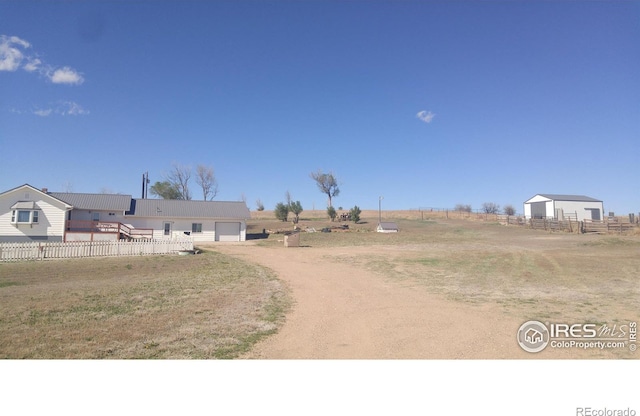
[11,210,39,224]
[18,211,31,222]
[192,223,203,233]
[92,212,100,222]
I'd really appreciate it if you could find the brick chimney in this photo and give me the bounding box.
[41,187,48,193]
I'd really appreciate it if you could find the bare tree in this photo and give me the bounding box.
[195,164,218,201]
[167,164,192,200]
[285,190,292,207]
[482,202,500,214]
[503,204,516,216]
[310,170,340,207]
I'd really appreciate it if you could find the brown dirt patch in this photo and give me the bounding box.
[209,213,639,359]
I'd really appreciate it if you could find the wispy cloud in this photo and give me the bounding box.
[23,57,41,72]
[33,108,53,117]
[416,110,435,124]
[33,101,89,117]
[0,35,29,71]
[0,34,84,85]
[49,66,84,85]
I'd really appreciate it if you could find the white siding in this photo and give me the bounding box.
[545,201,554,218]
[524,195,552,204]
[0,187,68,242]
[122,217,246,242]
[555,201,604,221]
[523,200,553,219]
[524,195,553,220]
[69,209,123,222]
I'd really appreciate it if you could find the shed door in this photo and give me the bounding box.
[531,202,547,219]
[215,222,240,242]
[586,208,601,221]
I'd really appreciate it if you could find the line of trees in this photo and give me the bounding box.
[455,203,516,215]
[149,163,218,200]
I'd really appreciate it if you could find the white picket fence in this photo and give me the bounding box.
[0,239,194,262]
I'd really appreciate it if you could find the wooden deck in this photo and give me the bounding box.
[64,220,153,241]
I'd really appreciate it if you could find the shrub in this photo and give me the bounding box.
[349,205,361,223]
[256,199,265,211]
[455,204,472,212]
[274,202,289,222]
[289,201,303,224]
[327,206,337,222]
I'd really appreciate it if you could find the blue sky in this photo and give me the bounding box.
[1,1,638,214]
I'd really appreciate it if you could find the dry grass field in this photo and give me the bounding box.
[0,250,290,359]
[258,211,640,321]
[245,209,639,358]
[1,209,638,359]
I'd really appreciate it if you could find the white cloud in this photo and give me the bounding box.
[23,58,41,72]
[49,66,84,85]
[60,101,88,115]
[34,108,53,117]
[416,110,435,124]
[30,101,89,117]
[0,35,30,71]
[9,35,30,49]
[1,34,84,85]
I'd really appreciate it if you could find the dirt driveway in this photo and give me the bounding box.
[212,243,586,359]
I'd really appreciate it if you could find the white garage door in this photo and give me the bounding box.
[215,222,241,242]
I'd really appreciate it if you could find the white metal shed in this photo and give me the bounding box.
[523,194,604,221]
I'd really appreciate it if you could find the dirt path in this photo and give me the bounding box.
[212,243,547,359]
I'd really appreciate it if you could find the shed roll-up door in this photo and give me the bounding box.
[531,202,547,219]
[215,222,241,242]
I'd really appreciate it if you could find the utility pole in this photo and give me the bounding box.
[141,172,150,198]
[379,196,384,225]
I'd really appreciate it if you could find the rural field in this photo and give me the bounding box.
[0,249,290,359]
[1,210,638,359]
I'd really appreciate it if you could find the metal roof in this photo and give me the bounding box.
[377,222,399,230]
[536,194,602,202]
[49,192,133,211]
[128,199,250,219]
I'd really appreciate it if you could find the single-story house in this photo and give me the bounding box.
[523,194,604,221]
[0,184,250,242]
[376,222,399,233]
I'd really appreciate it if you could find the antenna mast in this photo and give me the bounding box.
[142,172,150,198]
